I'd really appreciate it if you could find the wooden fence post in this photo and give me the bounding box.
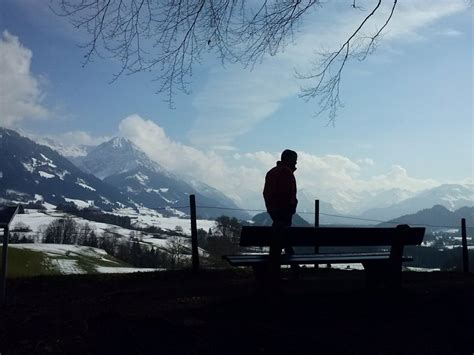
[314,199,319,269]
[1,226,9,306]
[189,195,199,273]
[461,218,469,273]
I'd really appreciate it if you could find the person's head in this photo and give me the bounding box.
[281,149,297,172]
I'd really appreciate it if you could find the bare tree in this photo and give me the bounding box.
[52,0,398,120]
[43,217,79,244]
[165,236,189,268]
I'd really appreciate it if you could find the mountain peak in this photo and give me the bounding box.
[110,137,132,149]
[73,137,167,179]
[99,137,136,151]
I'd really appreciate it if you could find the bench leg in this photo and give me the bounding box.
[388,261,402,289]
[269,232,283,282]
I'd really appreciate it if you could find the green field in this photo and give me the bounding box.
[0,246,58,277]
[0,245,131,278]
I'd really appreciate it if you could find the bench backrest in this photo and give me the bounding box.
[240,225,425,247]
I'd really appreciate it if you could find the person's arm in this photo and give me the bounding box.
[278,170,298,214]
[263,172,276,212]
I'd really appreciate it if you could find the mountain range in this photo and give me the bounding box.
[378,205,474,231]
[0,128,131,210]
[361,184,474,222]
[72,137,248,219]
[0,129,248,219]
[1,127,472,223]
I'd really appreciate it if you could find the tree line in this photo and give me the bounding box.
[8,214,245,269]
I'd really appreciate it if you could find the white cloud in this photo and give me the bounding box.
[44,131,111,147]
[119,114,439,211]
[368,165,438,192]
[187,0,469,147]
[382,1,468,41]
[0,31,49,127]
[433,29,464,37]
[189,61,298,148]
[23,130,111,157]
[356,158,375,166]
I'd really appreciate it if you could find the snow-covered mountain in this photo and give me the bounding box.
[27,135,94,158]
[71,137,170,179]
[360,184,474,222]
[0,128,132,210]
[296,189,353,224]
[6,128,471,223]
[352,188,416,214]
[72,137,249,219]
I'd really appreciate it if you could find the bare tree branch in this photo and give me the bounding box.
[51,0,398,119]
[297,0,397,124]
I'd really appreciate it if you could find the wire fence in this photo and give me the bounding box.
[147,204,470,230]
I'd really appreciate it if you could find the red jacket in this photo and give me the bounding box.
[263,161,298,215]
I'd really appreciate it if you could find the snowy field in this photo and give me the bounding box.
[5,204,214,274]
[12,206,216,245]
[111,206,216,234]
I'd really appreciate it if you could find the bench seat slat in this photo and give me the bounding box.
[223,254,414,267]
[227,252,391,258]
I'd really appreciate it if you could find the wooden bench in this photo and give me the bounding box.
[223,225,425,286]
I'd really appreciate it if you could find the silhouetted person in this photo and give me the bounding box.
[263,149,300,279]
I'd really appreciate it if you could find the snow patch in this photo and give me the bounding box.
[53,259,86,274]
[96,266,163,274]
[405,267,441,272]
[127,172,149,185]
[100,196,112,205]
[64,197,93,208]
[6,189,29,197]
[40,153,54,164]
[76,178,96,191]
[39,171,55,179]
[57,170,70,180]
[144,188,177,203]
[22,162,34,173]
[43,202,57,210]
[112,137,126,148]
[166,207,186,217]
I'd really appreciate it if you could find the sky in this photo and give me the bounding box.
[0,0,472,212]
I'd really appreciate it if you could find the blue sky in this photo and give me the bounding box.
[0,0,472,211]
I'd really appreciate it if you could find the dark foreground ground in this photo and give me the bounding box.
[1,269,473,354]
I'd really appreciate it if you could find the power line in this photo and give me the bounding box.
[196,205,267,213]
[145,204,467,230]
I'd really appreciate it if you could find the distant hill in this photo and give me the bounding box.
[378,205,474,231]
[251,212,312,227]
[361,184,474,221]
